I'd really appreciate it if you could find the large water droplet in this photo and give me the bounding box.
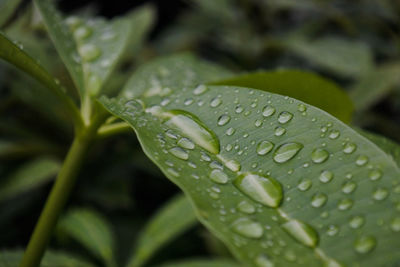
[281,220,319,248]
[337,198,353,210]
[74,26,92,40]
[343,142,357,154]
[298,179,312,191]
[231,218,264,239]
[278,111,293,124]
[311,148,329,164]
[237,200,256,214]
[210,97,222,107]
[349,215,365,229]
[311,193,327,208]
[354,236,376,254]
[169,147,189,160]
[369,169,382,181]
[319,170,333,183]
[193,84,208,95]
[255,254,274,267]
[209,169,229,184]
[326,225,339,236]
[225,127,235,136]
[217,114,231,126]
[257,141,274,155]
[262,105,275,117]
[328,130,340,139]
[79,44,101,61]
[164,110,220,154]
[235,105,244,114]
[225,159,241,172]
[342,181,357,194]
[274,127,286,136]
[373,188,389,201]
[233,173,283,208]
[177,137,195,150]
[356,155,368,166]
[65,16,82,30]
[390,217,400,232]
[273,143,303,163]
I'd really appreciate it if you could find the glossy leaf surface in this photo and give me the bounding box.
[157,258,242,267]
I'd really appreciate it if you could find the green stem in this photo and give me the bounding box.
[97,121,131,138]
[19,116,104,267]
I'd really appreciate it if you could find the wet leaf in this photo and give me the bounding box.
[57,208,116,267]
[100,55,400,266]
[210,70,353,123]
[126,194,197,267]
[156,258,242,267]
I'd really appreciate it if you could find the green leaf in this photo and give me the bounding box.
[121,53,233,99]
[0,157,60,202]
[156,258,242,267]
[284,36,374,78]
[349,63,400,112]
[0,249,95,267]
[210,70,353,123]
[35,0,155,97]
[100,57,400,267]
[0,0,23,27]
[57,208,116,267]
[126,194,198,267]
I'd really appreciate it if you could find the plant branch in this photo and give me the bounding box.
[97,121,132,138]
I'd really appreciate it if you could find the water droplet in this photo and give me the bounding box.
[337,198,353,210]
[274,127,286,136]
[369,169,382,181]
[65,16,82,30]
[74,26,92,40]
[298,179,312,191]
[79,44,101,61]
[184,98,194,106]
[210,97,222,107]
[225,159,241,172]
[278,111,293,124]
[326,225,339,236]
[231,218,264,239]
[342,181,357,194]
[281,220,319,248]
[217,114,231,126]
[390,217,400,232]
[193,84,208,95]
[319,170,333,183]
[177,137,195,150]
[329,130,340,139]
[354,236,376,254]
[235,105,244,114]
[349,215,365,229]
[273,143,303,163]
[356,155,368,166]
[169,147,189,160]
[373,188,389,201]
[311,148,329,164]
[343,142,357,154]
[262,105,275,117]
[164,110,220,154]
[257,141,274,155]
[255,119,263,127]
[209,161,223,170]
[226,127,235,136]
[255,254,274,267]
[166,168,179,177]
[87,73,101,94]
[234,173,283,208]
[311,193,327,208]
[298,104,307,112]
[237,200,256,214]
[209,169,229,184]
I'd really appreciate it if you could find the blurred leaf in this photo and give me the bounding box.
[0,157,60,202]
[210,70,353,123]
[0,0,23,27]
[57,208,116,267]
[0,249,95,267]
[349,63,400,112]
[156,258,242,267]
[121,53,233,99]
[284,36,374,78]
[126,194,197,267]
[101,55,400,266]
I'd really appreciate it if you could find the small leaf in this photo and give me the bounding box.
[126,194,198,267]
[210,70,353,123]
[349,63,400,112]
[0,249,95,267]
[284,36,374,78]
[0,157,60,202]
[57,208,116,267]
[156,258,242,267]
[0,0,23,27]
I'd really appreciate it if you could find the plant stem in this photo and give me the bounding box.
[19,115,104,267]
[97,121,131,138]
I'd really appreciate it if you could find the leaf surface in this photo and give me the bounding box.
[0,0,23,27]
[57,208,116,267]
[157,258,242,267]
[210,70,353,123]
[126,194,197,267]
